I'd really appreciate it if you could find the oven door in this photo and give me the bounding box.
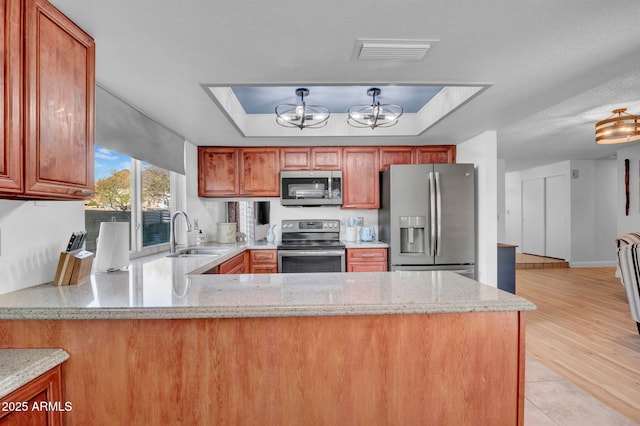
[278,249,345,273]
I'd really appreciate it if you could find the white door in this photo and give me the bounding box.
[545,174,567,259]
[522,178,545,256]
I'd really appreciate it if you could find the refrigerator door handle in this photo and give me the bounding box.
[429,171,436,257]
[435,171,442,256]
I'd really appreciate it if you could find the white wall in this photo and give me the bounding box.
[616,145,640,237]
[570,159,617,266]
[497,158,506,242]
[0,200,85,294]
[184,142,227,244]
[458,130,498,287]
[504,158,617,267]
[504,171,522,247]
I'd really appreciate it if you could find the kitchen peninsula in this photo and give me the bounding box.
[0,251,535,425]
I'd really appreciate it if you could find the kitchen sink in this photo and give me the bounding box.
[166,247,232,257]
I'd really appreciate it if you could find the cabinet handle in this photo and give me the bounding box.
[74,189,96,195]
[258,256,269,259]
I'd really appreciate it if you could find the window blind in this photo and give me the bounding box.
[95,84,186,174]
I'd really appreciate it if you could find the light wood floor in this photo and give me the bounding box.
[516,253,569,269]
[517,267,640,423]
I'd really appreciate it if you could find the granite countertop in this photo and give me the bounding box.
[342,240,388,248]
[0,349,69,399]
[0,238,534,320]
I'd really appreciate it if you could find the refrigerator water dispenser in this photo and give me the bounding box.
[400,216,426,253]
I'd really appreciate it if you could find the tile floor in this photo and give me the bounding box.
[525,357,637,425]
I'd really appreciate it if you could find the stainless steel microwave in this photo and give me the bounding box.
[280,170,342,206]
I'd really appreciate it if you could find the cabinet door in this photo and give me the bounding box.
[415,146,456,164]
[379,146,414,171]
[249,249,278,273]
[0,366,63,425]
[240,148,279,196]
[280,148,310,170]
[311,147,341,170]
[342,147,379,209]
[198,147,239,197]
[219,252,247,274]
[0,0,22,194]
[23,0,95,199]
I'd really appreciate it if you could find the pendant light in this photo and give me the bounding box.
[347,87,403,129]
[595,108,640,144]
[275,88,330,130]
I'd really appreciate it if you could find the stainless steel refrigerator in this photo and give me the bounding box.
[378,164,476,278]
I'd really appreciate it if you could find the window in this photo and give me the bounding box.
[85,146,173,256]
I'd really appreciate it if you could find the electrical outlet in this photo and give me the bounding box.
[193,219,199,230]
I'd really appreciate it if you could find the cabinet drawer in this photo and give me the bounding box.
[347,263,388,273]
[347,248,387,262]
[249,249,277,273]
[219,252,247,274]
[250,264,277,274]
[250,249,277,263]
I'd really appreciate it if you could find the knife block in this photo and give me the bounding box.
[53,250,94,286]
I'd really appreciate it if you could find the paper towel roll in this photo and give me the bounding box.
[94,222,129,272]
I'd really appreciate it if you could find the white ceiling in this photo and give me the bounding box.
[50,0,640,172]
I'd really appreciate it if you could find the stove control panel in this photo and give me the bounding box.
[281,219,341,233]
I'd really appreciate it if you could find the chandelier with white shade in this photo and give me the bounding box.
[347,87,403,129]
[275,88,330,130]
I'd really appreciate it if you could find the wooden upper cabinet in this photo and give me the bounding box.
[198,147,279,197]
[239,147,279,196]
[198,147,239,197]
[1,0,95,199]
[23,0,95,199]
[415,146,456,164]
[280,147,311,170]
[0,0,22,194]
[379,146,414,171]
[280,147,341,170]
[342,147,379,209]
[311,147,341,170]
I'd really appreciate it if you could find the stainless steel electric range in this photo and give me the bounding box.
[277,219,345,273]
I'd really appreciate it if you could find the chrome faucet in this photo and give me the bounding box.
[170,210,192,253]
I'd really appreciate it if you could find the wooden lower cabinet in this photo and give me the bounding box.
[249,249,277,273]
[218,251,248,274]
[347,248,388,272]
[0,313,526,425]
[0,366,64,425]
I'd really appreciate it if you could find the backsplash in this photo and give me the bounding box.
[0,200,85,294]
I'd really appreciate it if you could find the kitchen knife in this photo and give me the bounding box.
[66,232,77,252]
[76,231,87,250]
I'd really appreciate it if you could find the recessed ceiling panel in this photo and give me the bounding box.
[205,84,489,137]
[231,85,444,114]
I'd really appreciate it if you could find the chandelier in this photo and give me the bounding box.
[275,88,330,130]
[347,88,403,129]
[595,108,640,144]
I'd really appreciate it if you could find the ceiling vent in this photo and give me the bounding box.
[353,38,437,61]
